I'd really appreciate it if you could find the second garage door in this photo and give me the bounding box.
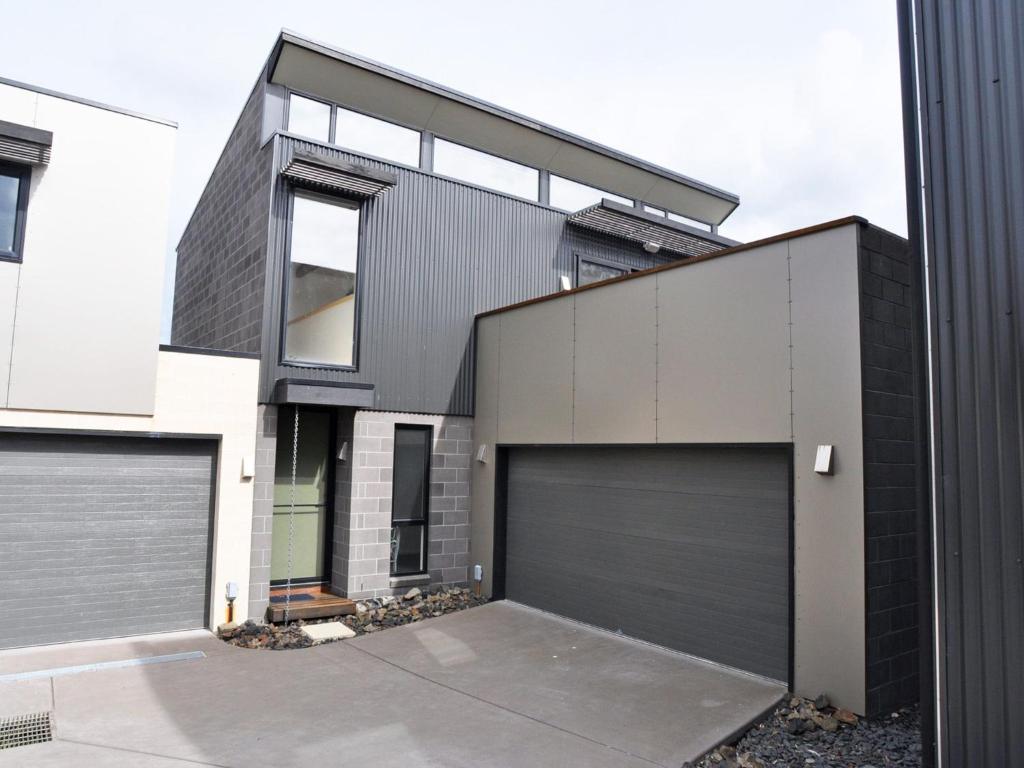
[0,432,217,650]
[502,445,791,682]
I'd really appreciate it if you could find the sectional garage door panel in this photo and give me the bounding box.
[504,446,791,681]
[0,433,216,649]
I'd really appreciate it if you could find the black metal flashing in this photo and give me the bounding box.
[158,344,261,360]
[272,378,375,408]
[568,199,737,258]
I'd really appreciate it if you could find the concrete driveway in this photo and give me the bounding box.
[0,601,784,767]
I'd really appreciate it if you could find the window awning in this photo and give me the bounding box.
[281,148,397,197]
[568,199,738,258]
[0,120,52,166]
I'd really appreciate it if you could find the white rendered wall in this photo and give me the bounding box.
[0,351,260,628]
[0,82,175,415]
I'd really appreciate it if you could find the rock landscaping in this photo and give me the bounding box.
[341,585,489,636]
[219,586,488,650]
[692,695,921,768]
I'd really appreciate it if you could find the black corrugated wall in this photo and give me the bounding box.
[901,1,1024,765]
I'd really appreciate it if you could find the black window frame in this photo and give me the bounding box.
[389,423,433,577]
[575,253,634,287]
[279,185,364,372]
[0,161,31,264]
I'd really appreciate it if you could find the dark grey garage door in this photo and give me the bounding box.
[0,432,217,649]
[503,445,791,681]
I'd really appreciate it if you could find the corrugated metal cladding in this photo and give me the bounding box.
[262,137,705,414]
[905,1,1024,765]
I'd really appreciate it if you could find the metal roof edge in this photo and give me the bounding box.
[274,29,740,208]
[0,76,177,128]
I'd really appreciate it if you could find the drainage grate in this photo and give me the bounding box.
[0,712,53,750]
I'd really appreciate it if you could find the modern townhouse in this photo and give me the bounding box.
[170,31,737,624]
[0,28,919,720]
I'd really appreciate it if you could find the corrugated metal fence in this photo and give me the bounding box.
[902,1,1024,765]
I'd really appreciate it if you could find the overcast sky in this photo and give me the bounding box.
[0,1,906,340]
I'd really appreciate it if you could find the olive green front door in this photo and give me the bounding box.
[271,406,333,584]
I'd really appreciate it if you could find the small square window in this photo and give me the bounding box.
[287,94,332,143]
[0,162,30,262]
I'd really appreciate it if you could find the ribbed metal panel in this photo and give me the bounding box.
[905,2,1024,765]
[281,152,395,197]
[262,137,705,414]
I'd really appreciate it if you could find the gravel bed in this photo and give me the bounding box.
[219,586,488,650]
[692,696,921,768]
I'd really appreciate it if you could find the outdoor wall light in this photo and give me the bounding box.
[476,444,488,464]
[643,241,661,254]
[559,274,572,291]
[814,444,835,475]
[338,441,349,462]
[240,455,255,479]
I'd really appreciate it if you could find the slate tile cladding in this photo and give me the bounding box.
[171,78,273,354]
[248,404,277,620]
[859,224,921,716]
[339,411,473,599]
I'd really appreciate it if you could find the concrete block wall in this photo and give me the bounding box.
[338,410,473,598]
[247,404,277,620]
[858,226,921,715]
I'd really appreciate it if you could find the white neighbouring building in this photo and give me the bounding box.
[0,78,260,648]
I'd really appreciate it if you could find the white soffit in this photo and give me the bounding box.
[270,34,739,226]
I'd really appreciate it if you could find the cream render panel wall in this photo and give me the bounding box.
[472,222,867,712]
[0,351,260,627]
[0,82,175,415]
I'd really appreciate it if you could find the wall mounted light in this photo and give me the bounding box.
[240,456,255,479]
[476,444,488,464]
[814,445,835,475]
[643,241,661,254]
[338,441,349,462]
[559,275,572,291]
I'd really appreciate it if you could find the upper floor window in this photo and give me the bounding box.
[667,210,712,232]
[288,94,332,143]
[577,255,630,287]
[0,162,30,262]
[335,108,420,167]
[283,191,360,368]
[433,138,538,200]
[549,174,632,212]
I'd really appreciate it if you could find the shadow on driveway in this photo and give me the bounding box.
[0,601,784,767]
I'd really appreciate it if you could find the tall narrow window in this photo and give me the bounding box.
[283,191,360,367]
[288,94,332,142]
[0,162,30,262]
[391,425,432,576]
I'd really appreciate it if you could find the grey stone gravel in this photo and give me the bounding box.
[692,696,921,768]
[219,586,488,650]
